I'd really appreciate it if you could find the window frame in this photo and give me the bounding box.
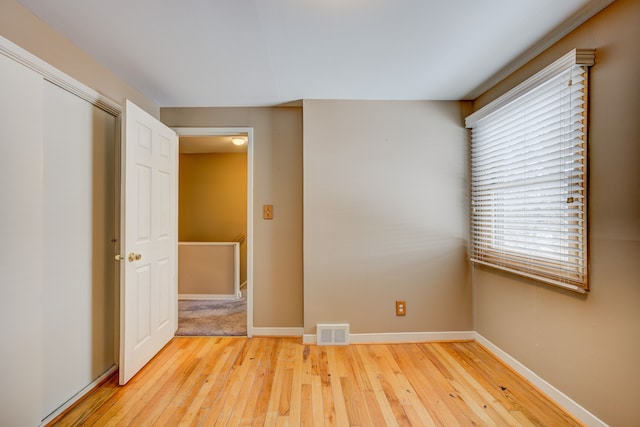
[466,49,594,293]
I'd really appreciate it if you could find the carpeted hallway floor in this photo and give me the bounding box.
[176,293,247,336]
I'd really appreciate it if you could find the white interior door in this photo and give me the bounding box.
[119,99,177,385]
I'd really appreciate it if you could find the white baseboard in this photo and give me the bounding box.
[252,327,304,337]
[475,333,607,427]
[302,330,475,345]
[39,365,117,427]
[178,293,237,300]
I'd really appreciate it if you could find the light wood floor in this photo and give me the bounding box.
[50,337,582,426]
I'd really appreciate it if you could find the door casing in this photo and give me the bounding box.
[174,127,254,338]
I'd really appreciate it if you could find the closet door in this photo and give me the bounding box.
[0,52,45,427]
[41,81,117,418]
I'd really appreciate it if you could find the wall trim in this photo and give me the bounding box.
[252,327,304,337]
[0,35,121,116]
[475,333,608,427]
[302,331,475,345]
[39,365,117,427]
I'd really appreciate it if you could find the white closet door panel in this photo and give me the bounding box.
[0,53,45,427]
[41,82,116,418]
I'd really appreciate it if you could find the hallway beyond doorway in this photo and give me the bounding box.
[176,294,247,336]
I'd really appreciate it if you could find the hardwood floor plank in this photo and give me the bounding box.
[361,389,390,427]
[301,344,313,386]
[300,382,313,426]
[353,345,400,427]
[179,341,237,426]
[243,348,276,426]
[209,338,261,426]
[417,343,489,425]
[231,338,273,425]
[366,345,434,427]
[343,346,386,426]
[319,363,338,425]
[49,338,584,427]
[326,347,350,426]
[459,342,583,427]
[289,340,305,424]
[311,375,326,426]
[340,376,371,426]
[141,339,222,425]
[388,344,462,426]
[197,338,250,425]
[264,341,290,425]
[394,345,441,425]
[49,374,120,427]
[80,338,206,426]
[430,343,522,425]
[278,368,294,417]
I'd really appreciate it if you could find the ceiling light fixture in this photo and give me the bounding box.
[231,137,246,146]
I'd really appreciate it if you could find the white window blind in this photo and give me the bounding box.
[466,49,594,293]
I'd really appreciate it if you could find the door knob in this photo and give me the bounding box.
[115,254,125,262]
[128,252,142,262]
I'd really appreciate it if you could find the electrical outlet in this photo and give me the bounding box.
[396,301,406,316]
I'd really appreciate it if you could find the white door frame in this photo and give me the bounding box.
[174,127,254,338]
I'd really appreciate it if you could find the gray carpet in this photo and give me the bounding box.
[176,295,247,336]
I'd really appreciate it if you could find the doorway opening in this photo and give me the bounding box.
[174,127,253,337]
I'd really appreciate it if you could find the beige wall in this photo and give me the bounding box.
[472,1,640,425]
[179,153,247,242]
[303,100,471,334]
[161,107,304,328]
[179,153,248,284]
[178,244,236,295]
[0,0,158,117]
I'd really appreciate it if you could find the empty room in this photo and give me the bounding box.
[1,0,638,425]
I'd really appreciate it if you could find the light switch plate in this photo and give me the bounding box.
[263,204,273,220]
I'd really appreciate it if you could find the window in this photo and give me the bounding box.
[465,49,594,293]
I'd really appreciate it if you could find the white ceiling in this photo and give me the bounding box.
[17,0,612,107]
